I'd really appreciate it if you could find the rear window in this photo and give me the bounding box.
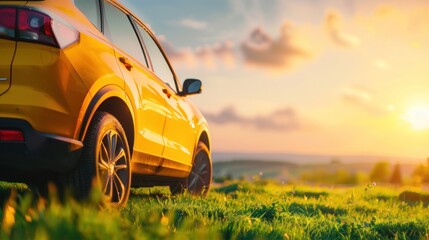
[74,0,101,30]
[103,1,146,65]
[136,25,177,92]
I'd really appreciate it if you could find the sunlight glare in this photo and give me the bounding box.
[402,106,429,130]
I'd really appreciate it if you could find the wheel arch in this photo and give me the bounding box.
[97,97,135,154]
[76,86,135,155]
[198,130,210,152]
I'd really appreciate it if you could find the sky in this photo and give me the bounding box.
[120,0,429,159]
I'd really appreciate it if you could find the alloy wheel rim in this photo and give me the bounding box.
[97,130,129,206]
[188,151,210,194]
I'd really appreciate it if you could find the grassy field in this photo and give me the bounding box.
[1,180,429,240]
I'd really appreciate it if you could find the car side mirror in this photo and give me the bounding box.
[181,78,202,96]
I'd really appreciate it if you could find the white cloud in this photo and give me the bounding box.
[178,18,207,30]
[160,21,315,72]
[240,22,313,70]
[204,106,302,131]
[325,11,360,48]
[342,87,372,102]
[158,36,235,69]
[157,35,196,68]
[373,59,390,70]
[341,87,393,116]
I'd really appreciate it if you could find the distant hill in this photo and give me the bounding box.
[212,152,424,165]
[213,160,297,180]
[213,159,421,183]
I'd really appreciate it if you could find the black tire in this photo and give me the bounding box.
[170,142,212,196]
[65,111,131,207]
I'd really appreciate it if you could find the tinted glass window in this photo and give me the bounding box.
[137,25,177,91]
[103,2,146,65]
[74,0,101,30]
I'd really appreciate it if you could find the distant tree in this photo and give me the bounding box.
[390,164,402,185]
[412,164,429,184]
[213,173,233,183]
[412,164,424,184]
[300,169,367,185]
[369,161,390,183]
[354,171,369,184]
[330,158,342,165]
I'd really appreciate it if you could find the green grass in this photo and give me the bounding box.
[1,181,429,240]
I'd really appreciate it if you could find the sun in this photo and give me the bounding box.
[402,105,429,130]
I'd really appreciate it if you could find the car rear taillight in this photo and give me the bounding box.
[0,130,24,142]
[17,8,57,46]
[0,7,79,48]
[0,8,16,38]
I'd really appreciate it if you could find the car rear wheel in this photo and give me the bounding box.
[66,111,131,207]
[170,142,212,196]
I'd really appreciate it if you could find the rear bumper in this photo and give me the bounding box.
[0,118,83,176]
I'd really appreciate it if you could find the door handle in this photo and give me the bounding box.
[162,88,172,98]
[119,57,133,71]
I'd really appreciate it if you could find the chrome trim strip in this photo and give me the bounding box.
[0,78,8,81]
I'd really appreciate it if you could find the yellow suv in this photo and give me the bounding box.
[0,0,212,206]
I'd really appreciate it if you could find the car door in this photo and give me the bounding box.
[135,25,196,174]
[161,88,198,175]
[102,1,168,174]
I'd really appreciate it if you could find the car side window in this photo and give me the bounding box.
[103,2,147,66]
[136,24,178,92]
[74,0,101,31]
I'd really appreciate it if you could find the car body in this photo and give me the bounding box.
[0,0,212,206]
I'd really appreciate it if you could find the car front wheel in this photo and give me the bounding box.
[170,142,212,196]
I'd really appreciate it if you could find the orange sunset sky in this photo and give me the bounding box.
[121,0,429,159]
